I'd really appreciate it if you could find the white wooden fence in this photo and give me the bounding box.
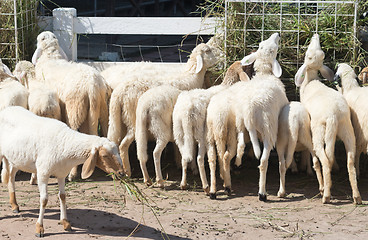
[39,8,220,69]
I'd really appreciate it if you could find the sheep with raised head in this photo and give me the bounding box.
[276,101,316,197]
[334,63,368,177]
[174,60,251,193]
[107,42,218,177]
[216,32,289,202]
[135,85,181,187]
[32,31,110,180]
[294,34,361,204]
[0,61,28,111]
[0,106,123,237]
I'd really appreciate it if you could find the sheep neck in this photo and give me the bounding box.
[341,73,359,93]
[299,68,319,101]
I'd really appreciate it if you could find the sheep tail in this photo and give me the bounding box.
[135,107,149,164]
[1,157,9,184]
[324,116,338,161]
[248,128,261,159]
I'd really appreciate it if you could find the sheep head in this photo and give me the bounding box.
[295,34,334,87]
[241,33,282,78]
[222,61,251,85]
[81,139,124,179]
[358,66,368,84]
[32,31,68,65]
[334,63,359,90]
[13,60,35,88]
[189,43,218,73]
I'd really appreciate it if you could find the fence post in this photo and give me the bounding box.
[52,8,77,61]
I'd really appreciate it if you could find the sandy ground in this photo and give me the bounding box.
[1,148,368,240]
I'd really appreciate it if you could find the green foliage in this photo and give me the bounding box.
[197,0,368,99]
[0,0,39,69]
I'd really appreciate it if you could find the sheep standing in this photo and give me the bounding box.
[135,85,181,187]
[276,101,316,197]
[295,34,361,204]
[0,106,123,237]
[32,31,110,180]
[220,33,289,202]
[334,63,368,177]
[107,42,218,177]
[13,60,62,185]
[174,61,251,193]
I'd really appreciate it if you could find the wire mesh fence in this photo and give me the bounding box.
[224,0,359,100]
[0,0,38,68]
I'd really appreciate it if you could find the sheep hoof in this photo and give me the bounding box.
[203,187,210,195]
[277,191,286,198]
[224,187,231,196]
[258,193,267,202]
[35,223,44,238]
[61,219,72,231]
[180,184,187,190]
[144,179,153,187]
[209,193,217,200]
[322,196,330,204]
[354,196,362,205]
[12,207,20,213]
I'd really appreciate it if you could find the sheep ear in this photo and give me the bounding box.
[362,72,368,84]
[319,65,334,81]
[272,59,282,78]
[59,46,68,61]
[2,63,14,77]
[295,63,307,87]
[195,55,203,73]
[81,148,98,179]
[239,71,250,82]
[32,47,42,65]
[241,52,257,66]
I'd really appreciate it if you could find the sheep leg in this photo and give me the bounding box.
[235,131,245,167]
[173,144,182,170]
[312,155,324,194]
[258,140,271,201]
[36,176,49,238]
[197,138,209,194]
[338,121,362,204]
[277,148,287,198]
[58,177,71,231]
[30,173,37,185]
[153,140,167,188]
[300,150,313,176]
[207,141,217,199]
[215,138,226,180]
[278,138,298,197]
[8,167,19,213]
[119,129,135,177]
[223,128,237,196]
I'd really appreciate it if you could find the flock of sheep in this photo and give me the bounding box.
[1,29,368,237]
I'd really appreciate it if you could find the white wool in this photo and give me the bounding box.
[135,85,181,188]
[0,106,123,236]
[107,41,219,177]
[294,34,361,204]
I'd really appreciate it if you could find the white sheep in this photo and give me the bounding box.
[13,60,62,185]
[32,31,110,180]
[0,63,29,111]
[295,34,361,204]
[334,63,368,177]
[221,33,289,202]
[135,85,181,188]
[173,60,251,194]
[13,60,61,120]
[276,101,316,197]
[0,106,123,237]
[107,42,218,177]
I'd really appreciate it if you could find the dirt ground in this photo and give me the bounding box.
[1,147,368,240]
